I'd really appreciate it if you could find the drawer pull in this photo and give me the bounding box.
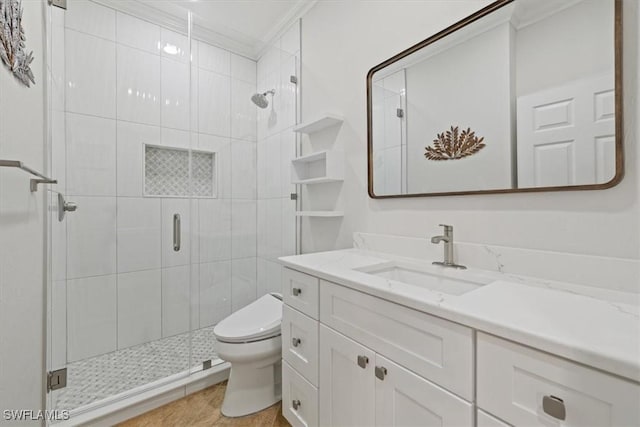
[292,337,302,347]
[292,287,302,296]
[357,355,369,369]
[292,399,301,410]
[375,366,387,380]
[542,395,566,421]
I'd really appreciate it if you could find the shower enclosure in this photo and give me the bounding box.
[44,0,299,421]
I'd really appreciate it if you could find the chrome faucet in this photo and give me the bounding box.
[431,224,466,269]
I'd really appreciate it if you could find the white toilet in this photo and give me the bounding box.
[213,293,283,417]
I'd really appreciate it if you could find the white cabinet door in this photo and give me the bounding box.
[319,325,376,427]
[375,354,473,427]
[517,74,615,187]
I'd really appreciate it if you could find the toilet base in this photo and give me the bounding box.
[221,358,282,417]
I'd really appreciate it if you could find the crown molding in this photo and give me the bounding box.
[254,0,318,60]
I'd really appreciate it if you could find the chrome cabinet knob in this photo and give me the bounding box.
[357,355,369,369]
[292,287,302,296]
[292,337,301,347]
[375,366,387,380]
[542,395,566,420]
[292,399,301,410]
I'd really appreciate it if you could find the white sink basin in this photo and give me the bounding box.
[356,262,492,296]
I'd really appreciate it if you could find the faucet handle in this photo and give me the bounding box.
[438,224,453,231]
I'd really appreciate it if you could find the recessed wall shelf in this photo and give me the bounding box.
[295,211,344,217]
[293,114,344,134]
[291,150,344,185]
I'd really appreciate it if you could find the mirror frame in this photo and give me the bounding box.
[366,0,623,199]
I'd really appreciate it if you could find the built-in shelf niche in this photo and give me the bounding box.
[144,144,217,198]
[293,114,344,134]
[291,150,344,185]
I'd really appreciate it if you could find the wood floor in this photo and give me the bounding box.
[117,381,291,427]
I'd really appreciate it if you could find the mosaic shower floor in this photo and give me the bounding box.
[53,326,220,412]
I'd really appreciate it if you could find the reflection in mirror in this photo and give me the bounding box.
[368,0,621,197]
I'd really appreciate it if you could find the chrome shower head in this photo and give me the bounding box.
[251,89,275,109]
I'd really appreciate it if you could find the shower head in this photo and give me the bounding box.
[251,89,275,109]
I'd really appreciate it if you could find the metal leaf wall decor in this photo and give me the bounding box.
[0,0,35,87]
[424,126,485,161]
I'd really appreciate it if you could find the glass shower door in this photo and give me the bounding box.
[45,0,197,417]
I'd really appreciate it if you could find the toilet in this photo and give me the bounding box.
[213,293,283,417]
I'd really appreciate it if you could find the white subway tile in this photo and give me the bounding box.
[117,198,161,273]
[65,30,116,118]
[67,196,117,279]
[67,275,117,362]
[66,113,116,196]
[199,261,232,327]
[117,269,162,349]
[117,45,161,126]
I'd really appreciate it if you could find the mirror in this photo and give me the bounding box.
[367,0,622,198]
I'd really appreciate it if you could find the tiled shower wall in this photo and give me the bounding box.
[256,22,300,297]
[50,1,258,367]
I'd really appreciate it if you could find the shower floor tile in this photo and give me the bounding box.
[53,326,220,412]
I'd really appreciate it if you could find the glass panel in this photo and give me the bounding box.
[46,0,194,416]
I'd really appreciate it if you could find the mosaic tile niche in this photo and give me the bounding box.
[145,145,216,197]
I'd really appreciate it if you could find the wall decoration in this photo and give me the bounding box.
[0,0,35,87]
[424,126,485,161]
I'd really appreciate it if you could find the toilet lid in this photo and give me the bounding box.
[213,294,282,343]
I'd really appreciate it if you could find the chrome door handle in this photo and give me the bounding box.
[542,395,566,420]
[357,355,369,369]
[292,287,302,296]
[173,214,181,252]
[292,399,301,410]
[292,337,301,347]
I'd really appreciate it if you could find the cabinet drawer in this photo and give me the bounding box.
[283,360,318,427]
[477,410,511,427]
[282,305,319,386]
[477,333,640,427]
[320,281,473,400]
[283,268,319,319]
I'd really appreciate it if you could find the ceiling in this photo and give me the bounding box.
[96,0,314,59]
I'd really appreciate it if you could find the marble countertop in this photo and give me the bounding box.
[279,248,640,383]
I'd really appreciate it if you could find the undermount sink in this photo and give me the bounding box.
[355,262,492,296]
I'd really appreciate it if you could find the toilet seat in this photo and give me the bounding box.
[214,294,282,343]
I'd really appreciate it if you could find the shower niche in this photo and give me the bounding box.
[144,145,217,198]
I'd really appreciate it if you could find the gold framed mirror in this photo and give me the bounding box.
[367,0,623,198]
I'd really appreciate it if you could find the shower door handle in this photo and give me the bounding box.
[173,214,181,252]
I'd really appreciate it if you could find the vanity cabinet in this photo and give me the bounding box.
[281,267,640,427]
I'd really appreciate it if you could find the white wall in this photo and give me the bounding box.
[0,0,46,423]
[300,0,639,264]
